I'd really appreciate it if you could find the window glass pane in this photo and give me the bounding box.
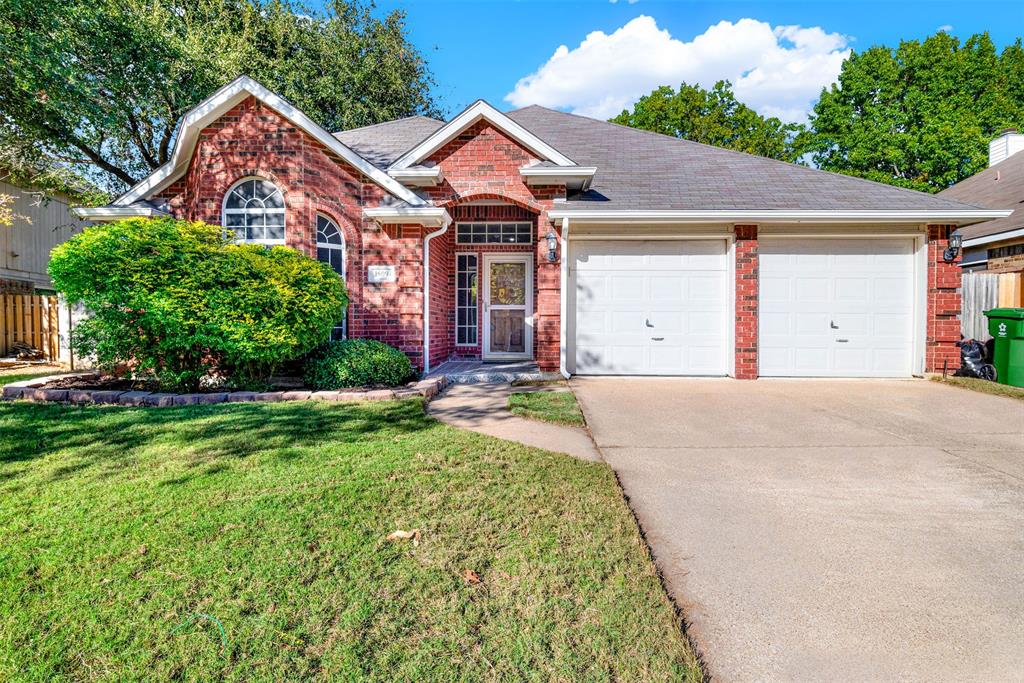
[456,254,478,345]
[489,262,526,305]
[455,222,533,245]
[225,178,285,242]
[266,224,284,240]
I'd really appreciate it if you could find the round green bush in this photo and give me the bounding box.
[304,339,414,389]
[49,217,347,391]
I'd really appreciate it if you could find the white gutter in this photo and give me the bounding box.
[546,209,1013,225]
[962,226,1024,247]
[363,206,452,228]
[388,167,444,187]
[422,218,451,375]
[520,166,597,190]
[72,206,167,220]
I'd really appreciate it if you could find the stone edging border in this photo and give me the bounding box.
[2,373,448,407]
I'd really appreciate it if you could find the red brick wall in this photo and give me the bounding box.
[153,96,429,368]
[734,225,759,379]
[926,224,961,373]
[421,122,565,371]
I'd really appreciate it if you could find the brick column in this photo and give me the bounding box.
[734,225,759,379]
[535,215,561,372]
[926,224,961,373]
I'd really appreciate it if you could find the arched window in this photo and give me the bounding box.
[316,214,345,277]
[316,213,347,340]
[223,178,285,244]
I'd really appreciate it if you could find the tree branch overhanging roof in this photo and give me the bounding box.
[112,76,426,208]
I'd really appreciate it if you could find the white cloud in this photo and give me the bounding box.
[938,24,953,32]
[609,0,640,4]
[505,15,851,123]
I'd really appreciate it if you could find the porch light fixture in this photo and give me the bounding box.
[944,230,963,263]
[545,230,559,262]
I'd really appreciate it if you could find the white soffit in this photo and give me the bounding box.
[363,206,451,228]
[390,100,576,170]
[113,76,425,208]
[546,209,1013,225]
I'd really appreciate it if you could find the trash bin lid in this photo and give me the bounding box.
[984,307,1024,320]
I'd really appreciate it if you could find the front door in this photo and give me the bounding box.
[482,253,533,360]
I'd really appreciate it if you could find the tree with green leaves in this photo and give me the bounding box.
[611,81,806,162]
[0,0,440,194]
[806,32,1024,192]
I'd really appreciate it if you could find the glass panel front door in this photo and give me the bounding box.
[485,258,531,358]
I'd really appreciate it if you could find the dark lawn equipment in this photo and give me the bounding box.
[954,338,997,381]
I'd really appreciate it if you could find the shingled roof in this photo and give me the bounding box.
[335,105,985,213]
[938,152,1024,240]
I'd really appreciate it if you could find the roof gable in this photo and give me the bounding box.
[389,100,577,170]
[113,76,425,208]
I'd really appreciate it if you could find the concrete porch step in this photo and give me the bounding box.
[428,360,561,385]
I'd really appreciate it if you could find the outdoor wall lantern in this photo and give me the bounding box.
[943,230,963,263]
[545,230,559,262]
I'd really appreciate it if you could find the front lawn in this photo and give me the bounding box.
[931,375,1024,401]
[0,369,67,387]
[508,389,586,427]
[0,399,698,681]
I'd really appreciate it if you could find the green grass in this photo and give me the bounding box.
[0,399,698,682]
[509,390,586,427]
[931,375,1024,401]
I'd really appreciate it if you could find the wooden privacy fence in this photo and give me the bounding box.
[1,293,60,360]
[962,271,1024,341]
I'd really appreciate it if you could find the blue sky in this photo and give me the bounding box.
[363,0,1023,121]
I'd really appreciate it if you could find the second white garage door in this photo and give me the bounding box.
[759,237,917,377]
[574,239,729,375]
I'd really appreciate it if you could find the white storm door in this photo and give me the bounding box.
[574,239,729,375]
[759,237,916,377]
[482,253,533,360]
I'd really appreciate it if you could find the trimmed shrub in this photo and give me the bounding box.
[304,339,414,390]
[49,217,347,391]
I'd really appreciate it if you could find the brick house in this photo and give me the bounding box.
[79,77,1009,378]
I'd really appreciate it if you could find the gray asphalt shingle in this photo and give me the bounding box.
[334,105,983,213]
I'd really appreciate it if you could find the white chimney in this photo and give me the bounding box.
[989,128,1024,167]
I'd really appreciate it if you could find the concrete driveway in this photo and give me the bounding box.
[572,378,1024,682]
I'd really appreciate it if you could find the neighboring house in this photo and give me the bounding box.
[940,130,1024,276]
[0,179,86,294]
[939,130,1024,339]
[78,76,1008,379]
[1,179,89,363]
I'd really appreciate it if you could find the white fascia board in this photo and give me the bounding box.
[520,166,597,188]
[387,167,444,187]
[363,207,452,228]
[114,76,425,208]
[962,226,1024,247]
[72,206,167,220]
[390,100,576,170]
[545,209,1014,224]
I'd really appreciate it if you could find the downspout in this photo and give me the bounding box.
[422,218,451,375]
[559,216,571,379]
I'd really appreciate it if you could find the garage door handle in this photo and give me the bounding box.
[651,337,664,341]
[836,338,849,343]
[830,320,839,329]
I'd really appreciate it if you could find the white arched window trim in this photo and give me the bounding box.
[316,213,347,340]
[222,176,286,245]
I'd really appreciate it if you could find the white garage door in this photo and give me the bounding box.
[574,239,729,375]
[759,238,916,377]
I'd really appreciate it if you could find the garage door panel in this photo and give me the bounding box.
[760,237,915,377]
[574,239,728,375]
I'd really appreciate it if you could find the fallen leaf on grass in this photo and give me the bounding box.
[461,569,482,585]
[386,529,421,546]
[138,545,148,555]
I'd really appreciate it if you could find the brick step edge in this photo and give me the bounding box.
[2,374,448,407]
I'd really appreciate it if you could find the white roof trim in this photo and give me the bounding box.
[72,206,167,221]
[546,209,1013,225]
[387,166,444,187]
[114,76,425,208]
[520,166,597,189]
[363,206,452,228]
[963,226,1024,247]
[390,100,576,170]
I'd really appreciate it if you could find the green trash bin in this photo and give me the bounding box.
[984,308,1024,388]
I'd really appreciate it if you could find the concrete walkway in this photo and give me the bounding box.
[574,377,1024,683]
[427,383,602,462]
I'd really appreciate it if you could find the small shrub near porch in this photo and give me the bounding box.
[48,217,347,391]
[304,339,414,389]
